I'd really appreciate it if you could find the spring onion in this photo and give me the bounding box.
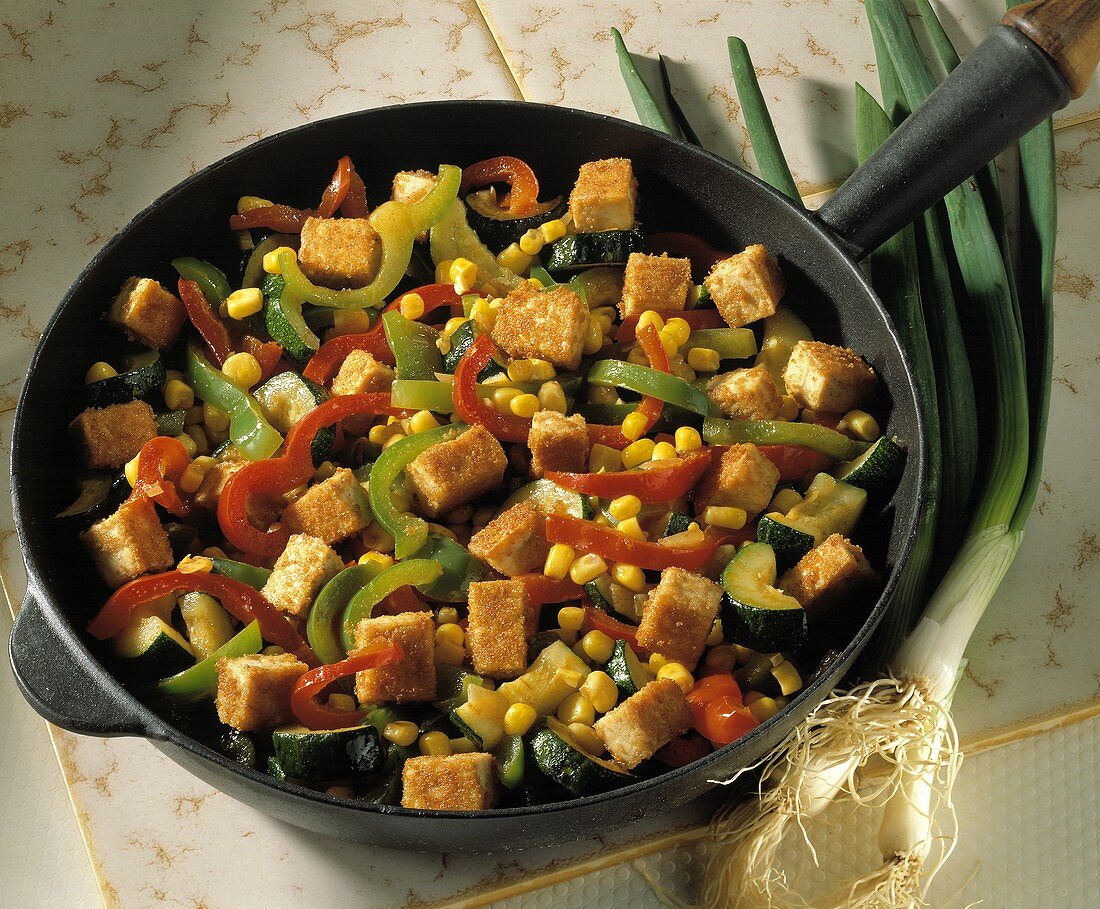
[611,28,679,138]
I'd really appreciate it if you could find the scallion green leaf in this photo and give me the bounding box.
[611,28,678,137]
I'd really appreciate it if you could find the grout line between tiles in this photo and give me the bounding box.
[472,0,528,102]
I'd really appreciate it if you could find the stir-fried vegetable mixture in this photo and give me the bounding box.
[67,153,903,810]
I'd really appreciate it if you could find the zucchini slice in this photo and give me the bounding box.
[56,471,123,520]
[585,575,643,623]
[85,351,166,408]
[262,274,320,363]
[663,511,693,537]
[543,230,644,271]
[440,319,505,380]
[271,724,384,781]
[528,717,632,796]
[605,639,651,698]
[492,733,527,790]
[756,473,867,570]
[465,192,566,252]
[253,370,334,464]
[501,479,593,521]
[720,542,807,652]
[112,604,195,679]
[496,640,590,717]
[434,665,486,712]
[178,591,235,659]
[833,436,905,495]
[450,683,509,750]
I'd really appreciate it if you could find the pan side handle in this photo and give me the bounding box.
[1004,0,1100,98]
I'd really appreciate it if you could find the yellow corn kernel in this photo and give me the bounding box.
[237,195,274,214]
[777,395,800,421]
[582,320,604,355]
[469,297,496,332]
[651,441,678,461]
[636,310,665,334]
[589,443,621,474]
[556,691,596,726]
[620,411,648,442]
[555,607,584,635]
[434,258,455,284]
[539,218,567,243]
[84,361,117,384]
[368,423,394,445]
[226,287,264,320]
[326,693,357,713]
[524,358,555,381]
[538,381,568,415]
[178,555,213,575]
[658,326,679,357]
[706,619,725,647]
[184,424,208,456]
[408,410,440,434]
[594,313,613,336]
[608,494,642,521]
[747,696,782,722]
[580,670,619,714]
[449,258,478,294]
[569,553,608,585]
[568,722,606,755]
[503,702,538,737]
[261,645,286,656]
[704,644,737,673]
[332,309,373,336]
[436,606,460,626]
[358,551,395,569]
[615,516,646,541]
[497,243,533,274]
[648,652,670,673]
[621,438,655,468]
[381,721,418,748]
[163,379,195,411]
[519,229,545,256]
[418,731,452,757]
[506,359,533,382]
[611,563,646,594]
[263,246,295,275]
[687,346,721,372]
[491,387,522,414]
[447,736,475,754]
[383,429,407,449]
[580,630,615,665]
[443,316,468,338]
[510,393,540,419]
[838,409,881,441]
[663,317,691,348]
[544,544,576,581]
[801,408,819,425]
[674,426,703,452]
[434,641,466,666]
[201,402,229,433]
[222,352,262,389]
[184,405,204,426]
[657,661,695,693]
[435,622,465,648]
[174,433,198,457]
[703,506,748,530]
[626,346,650,366]
[124,454,141,488]
[770,487,804,515]
[398,292,426,321]
[178,456,215,494]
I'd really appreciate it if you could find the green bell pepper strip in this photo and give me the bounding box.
[685,328,758,360]
[307,562,387,665]
[493,734,526,789]
[242,234,297,289]
[278,164,462,309]
[172,257,232,305]
[155,621,262,700]
[382,311,443,380]
[209,557,272,591]
[528,266,589,306]
[369,422,466,559]
[430,199,523,297]
[185,345,283,461]
[411,532,486,602]
[340,559,444,652]
[588,359,719,417]
[701,417,870,461]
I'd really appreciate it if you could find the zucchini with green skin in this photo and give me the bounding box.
[262,273,320,363]
[112,608,195,679]
[493,733,526,789]
[720,543,807,652]
[528,717,633,796]
[465,192,566,251]
[217,730,257,769]
[756,473,867,569]
[833,435,905,495]
[663,511,693,537]
[450,683,507,749]
[543,230,645,271]
[501,479,593,521]
[433,665,486,712]
[155,410,187,436]
[57,471,124,520]
[496,640,590,717]
[253,370,334,465]
[361,744,413,805]
[735,651,784,697]
[85,351,166,408]
[271,724,384,780]
[605,639,651,698]
[440,319,505,380]
[178,592,235,659]
[585,575,642,623]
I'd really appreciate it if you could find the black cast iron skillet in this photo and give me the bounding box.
[9,2,1099,852]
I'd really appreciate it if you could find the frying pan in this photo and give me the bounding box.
[9,2,1099,852]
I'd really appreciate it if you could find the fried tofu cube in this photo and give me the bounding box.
[392,168,437,205]
[619,253,692,317]
[568,158,638,232]
[81,498,173,589]
[401,753,498,811]
[779,533,875,611]
[215,653,307,731]
[466,579,529,680]
[491,283,590,370]
[108,277,186,350]
[694,443,780,516]
[330,349,395,396]
[635,567,723,668]
[353,611,436,704]
[405,424,507,519]
[527,411,589,477]
[468,503,550,579]
[706,364,783,421]
[704,244,785,328]
[594,678,693,769]
[260,533,344,617]
[298,216,381,289]
[783,340,877,413]
[70,400,157,469]
[194,453,248,511]
[283,467,372,544]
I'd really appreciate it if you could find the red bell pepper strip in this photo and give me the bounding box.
[546,514,737,572]
[340,163,369,218]
[615,309,727,343]
[240,335,286,384]
[582,603,642,653]
[758,444,832,482]
[518,574,583,606]
[459,156,540,215]
[229,156,359,232]
[218,393,407,558]
[587,323,670,450]
[545,449,713,504]
[88,571,318,668]
[179,278,234,366]
[643,232,728,282]
[290,641,404,730]
[315,155,354,218]
[377,585,423,616]
[127,436,192,517]
[452,333,532,443]
[685,672,759,746]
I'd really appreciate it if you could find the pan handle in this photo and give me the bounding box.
[816,1,1099,260]
[8,586,168,740]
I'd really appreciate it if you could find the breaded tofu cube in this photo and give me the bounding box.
[594,678,693,769]
[353,611,436,704]
[783,340,877,413]
[779,533,875,611]
[468,503,549,578]
[619,253,692,317]
[283,467,371,544]
[527,411,589,477]
[261,533,344,617]
[466,579,529,680]
[405,424,507,519]
[70,400,158,469]
[705,244,785,328]
[81,498,173,589]
[215,653,307,732]
[108,277,186,350]
[635,567,723,668]
[706,364,783,421]
[392,168,437,205]
[694,443,780,516]
[194,453,248,511]
[491,283,590,370]
[330,349,395,396]
[298,216,381,289]
[568,158,638,232]
[401,753,498,811]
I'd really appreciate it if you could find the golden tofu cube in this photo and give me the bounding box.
[619,253,692,317]
[81,498,173,589]
[635,567,723,669]
[704,244,785,328]
[331,349,395,396]
[298,216,381,289]
[779,533,875,610]
[527,411,590,477]
[783,340,877,413]
[260,533,344,617]
[594,679,693,769]
[468,503,550,579]
[405,424,507,519]
[568,158,638,232]
[282,467,372,545]
[694,443,780,516]
[466,579,529,680]
[353,611,437,704]
[215,653,307,731]
[108,277,186,350]
[706,365,783,421]
[401,753,498,810]
[491,283,590,370]
[70,400,158,469]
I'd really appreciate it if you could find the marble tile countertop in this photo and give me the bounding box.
[2,1,1098,907]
